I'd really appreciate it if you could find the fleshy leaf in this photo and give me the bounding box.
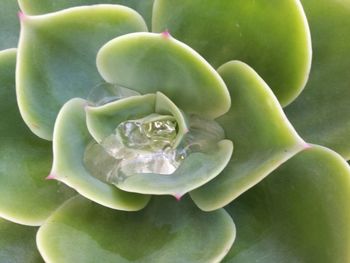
[285,0,350,159]
[155,92,188,147]
[17,5,148,140]
[52,98,150,211]
[37,195,235,263]
[87,91,189,148]
[0,0,20,49]
[86,94,156,143]
[18,0,154,29]
[0,49,74,226]
[191,61,306,211]
[96,32,231,119]
[0,218,43,263]
[152,0,311,106]
[116,139,233,197]
[223,145,350,262]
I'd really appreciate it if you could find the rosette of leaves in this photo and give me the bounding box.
[1,0,350,262]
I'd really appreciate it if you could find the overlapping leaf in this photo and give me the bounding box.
[0,0,20,50]
[153,0,312,106]
[37,195,235,263]
[191,61,306,211]
[0,49,74,226]
[0,218,43,263]
[224,146,350,262]
[18,0,154,28]
[51,98,150,211]
[17,5,147,140]
[286,0,350,159]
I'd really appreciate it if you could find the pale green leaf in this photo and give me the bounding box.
[0,49,74,226]
[37,195,235,263]
[17,5,147,140]
[224,146,350,262]
[153,0,311,106]
[52,98,150,211]
[191,61,306,211]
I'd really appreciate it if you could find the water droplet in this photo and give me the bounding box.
[117,114,177,151]
[83,141,121,183]
[84,113,225,185]
[179,115,225,153]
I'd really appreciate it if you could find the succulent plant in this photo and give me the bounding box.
[1,0,350,262]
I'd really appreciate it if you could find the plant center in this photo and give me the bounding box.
[84,93,225,185]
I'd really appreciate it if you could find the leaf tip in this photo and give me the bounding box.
[46,173,56,180]
[173,194,183,201]
[161,30,171,39]
[303,143,312,150]
[18,11,26,22]
[84,104,91,112]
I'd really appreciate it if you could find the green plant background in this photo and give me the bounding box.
[1,0,350,262]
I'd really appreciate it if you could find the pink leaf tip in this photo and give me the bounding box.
[18,11,26,21]
[303,143,312,150]
[46,173,56,180]
[161,30,171,39]
[174,194,182,201]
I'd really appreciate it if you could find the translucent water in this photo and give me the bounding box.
[117,114,177,151]
[84,114,225,185]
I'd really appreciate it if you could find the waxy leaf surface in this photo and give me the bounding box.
[37,195,235,263]
[224,146,350,262]
[0,0,20,50]
[0,49,74,226]
[153,0,311,106]
[52,98,150,211]
[286,0,350,159]
[17,5,147,140]
[191,61,306,211]
[19,0,154,28]
[97,32,231,119]
[0,218,43,263]
[116,139,233,197]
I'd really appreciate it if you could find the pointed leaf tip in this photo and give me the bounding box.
[174,194,183,201]
[161,30,171,38]
[45,173,56,180]
[16,5,148,140]
[303,143,312,150]
[18,11,26,21]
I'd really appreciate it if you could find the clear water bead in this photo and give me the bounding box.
[83,142,121,183]
[117,114,177,151]
[84,113,225,185]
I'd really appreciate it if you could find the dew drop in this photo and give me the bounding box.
[84,114,225,185]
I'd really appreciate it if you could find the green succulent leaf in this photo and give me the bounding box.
[152,0,312,106]
[223,145,350,262]
[37,195,235,263]
[86,94,156,143]
[52,98,150,211]
[18,0,154,29]
[117,139,233,197]
[0,0,20,50]
[86,91,189,149]
[155,92,188,147]
[191,61,306,211]
[0,49,74,226]
[285,0,350,159]
[96,32,231,119]
[17,5,148,140]
[0,218,43,263]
